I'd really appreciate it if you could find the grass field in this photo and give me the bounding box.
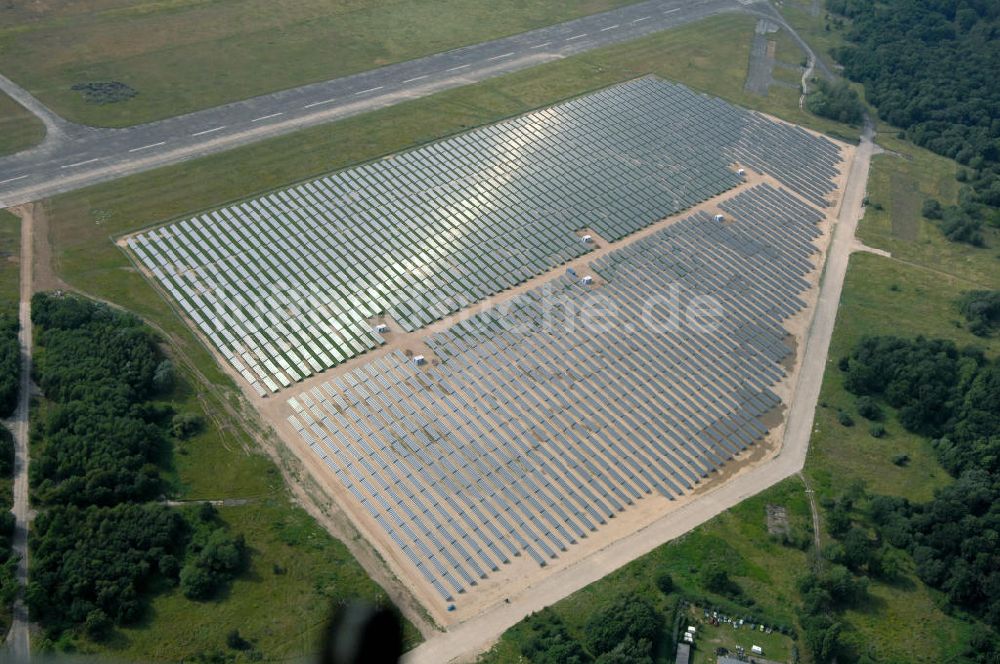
[0,211,19,314]
[0,92,45,157]
[25,12,864,660]
[0,0,641,127]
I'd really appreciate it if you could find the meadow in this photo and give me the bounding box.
[0,92,45,157]
[1,0,638,126]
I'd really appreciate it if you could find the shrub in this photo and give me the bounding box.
[921,198,943,220]
[837,411,854,427]
[654,570,674,595]
[855,396,883,421]
[70,81,138,105]
[171,412,205,439]
[869,423,887,438]
[891,454,909,467]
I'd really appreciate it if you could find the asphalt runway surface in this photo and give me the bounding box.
[0,0,775,207]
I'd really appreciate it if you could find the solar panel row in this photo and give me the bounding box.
[128,78,842,395]
[285,183,829,603]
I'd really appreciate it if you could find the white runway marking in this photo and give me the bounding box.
[530,42,553,49]
[447,64,470,71]
[302,98,337,109]
[403,75,429,83]
[354,86,384,95]
[488,52,515,60]
[600,24,620,31]
[664,7,680,13]
[632,16,651,22]
[566,33,588,40]
[191,126,225,136]
[128,141,166,153]
[0,175,29,185]
[60,158,100,169]
[252,112,283,122]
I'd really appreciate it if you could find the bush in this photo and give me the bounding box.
[869,423,887,438]
[837,411,854,427]
[855,396,883,421]
[84,609,113,641]
[153,360,175,393]
[226,629,251,651]
[180,529,247,600]
[585,593,661,658]
[70,81,138,105]
[891,454,909,467]
[654,570,674,595]
[958,291,1000,337]
[921,198,943,220]
[171,412,205,439]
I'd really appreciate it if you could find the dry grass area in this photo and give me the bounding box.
[0,92,45,156]
[0,0,637,126]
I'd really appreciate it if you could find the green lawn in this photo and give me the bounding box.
[2,0,640,127]
[0,211,19,314]
[0,92,44,157]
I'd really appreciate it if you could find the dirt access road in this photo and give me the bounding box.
[403,124,877,664]
[1,203,36,662]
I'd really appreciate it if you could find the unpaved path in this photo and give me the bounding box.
[2,203,36,660]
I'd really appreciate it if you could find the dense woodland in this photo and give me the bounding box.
[517,593,668,663]
[839,336,1000,642]
[827,0,1000,236]
[0,427,18,611]
[0,313,17,418]
[27,293,241,642]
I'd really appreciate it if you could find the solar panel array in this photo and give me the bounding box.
[286,183,829,603]
[127,77,842,395]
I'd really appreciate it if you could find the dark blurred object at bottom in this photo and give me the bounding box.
[319,601,404,664]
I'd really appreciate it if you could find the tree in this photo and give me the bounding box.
[594,637,654,664]
[0,426,14,477]
[700,563,741,598]
[856,396,883,421]
[584,593,661,658]
[153,359,175,394]
[959,291,1000,337]
[922,198,943,220]
[0,313,18,418]
[171,412,205,439]
[805,78,865,125]
[180,529,247,601]
[520,609,590,664]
